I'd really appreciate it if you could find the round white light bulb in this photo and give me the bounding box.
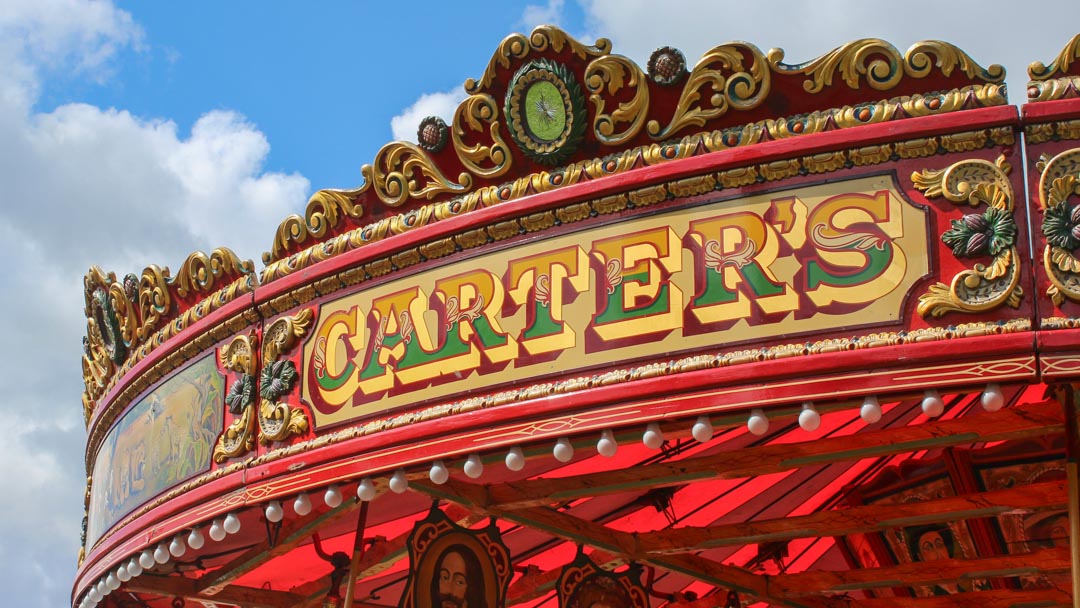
[860,395,882,424]
[642,423,664,449]
[139,549,155,569]
[169,535,186,557]
[97,580,108,596]
[127,557,143,578]
[106,573,120,590]
[691,415,713,443]
[208,518,226,541]
[505,446,525,471]
[265,500,284,523]
[187,527,205,550]
[747,408,769,436]
[293,493,312,516]
[922,389,944,417]
[324,485,343,508]
[153,543,169,564]
[89,586,101,602]
[464,454,484,479]
[356,477,377,501]
[430,461,450,485]
[116,563,130,582]
[798,402,821,432]
[553,438,574,462]
[982,383,1005,412]
[223,512,241,535]
[597,429,618,457]
[389,469,409,494]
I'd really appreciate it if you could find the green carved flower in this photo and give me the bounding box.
[260,360,298,401]
[225,374,255,414]
[941,207,1016,258]
[1043,201,1080,250]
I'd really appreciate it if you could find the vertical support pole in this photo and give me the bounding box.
[1062,385,1080,608]
[342,500,370,608]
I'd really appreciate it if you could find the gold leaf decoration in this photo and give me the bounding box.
[262,307,313,362]
[452,93,512,178]
[905,41,1005,83]
[257,309,313,445]
[263,187,366,264]
[465,25,611,94]
[912,155,1023,317]
[1038,148,1080,305]
[585,54,650,145]
[647,42,771,139]
[778,38,904,93]
[173,247,254,299]
[1029,33,1080,81]
[363,141,472,208]
[213,404,255,463]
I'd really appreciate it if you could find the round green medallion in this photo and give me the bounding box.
[505,59,586,166]
[524,80,567,142]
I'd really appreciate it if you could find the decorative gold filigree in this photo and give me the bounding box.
[452,94,512,179]
[264,188,366,264]
[465,25,611,94]
[773,38,1003,95]
[912,155,1023,317]
[257,308,313,444]
[648,42,771,139]
[1037,148,1080,305]
[362,142,471,207]
[174,248,254,299]
[1029,33,1080,81]
[213,333,258,463]
[585,54,649,145]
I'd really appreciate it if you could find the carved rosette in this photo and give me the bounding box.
[257,308,313,444]
[912,155,1023,317]
[1037,149,1080,305]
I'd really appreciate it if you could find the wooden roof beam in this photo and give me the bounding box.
[837,588,1073,608]
[637,479,1068,554]
[481,400,1063,510]
[771,546,1071,598]
[125,574,304,608]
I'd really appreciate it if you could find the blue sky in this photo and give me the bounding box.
[2,2,1078,607]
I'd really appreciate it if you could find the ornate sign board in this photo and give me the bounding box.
[557,550,649,608]
[399,507,513,608]
[302,174,932,427]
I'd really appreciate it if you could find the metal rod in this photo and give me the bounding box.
[342,500,371,608]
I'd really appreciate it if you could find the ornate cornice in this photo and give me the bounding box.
[1027,33,1080,102]
[262,27,1006,264]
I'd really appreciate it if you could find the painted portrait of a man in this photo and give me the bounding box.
[430,544,486,608]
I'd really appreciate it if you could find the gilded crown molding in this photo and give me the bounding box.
[261,27,1006,265]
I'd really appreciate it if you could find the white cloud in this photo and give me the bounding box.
[389,89,465,143]
[521,0,565,28]
[0,2,310,606]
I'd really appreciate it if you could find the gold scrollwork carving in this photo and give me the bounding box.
[648,42,771,139]
[452,94,512,179]
[585,54,650,145]
[264,188,366,264]
[1029,33,1080,81]
[173,247,254,299]
[257,308,313,444]
[1036,149,1080,305]
[362,141,472,208]
[213,333,258,463]
[912,155,1023,317]
[465,25,611,94]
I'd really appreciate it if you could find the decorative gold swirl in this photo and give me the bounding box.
[905,41,1005,83]
[262,307,313,363]
[263,187,366,264]
[363,141,471,208]
[213,404,255,463]
[172,247,254,299]
[1038,148,1080,305]
[258,400,309,444]
[912,155,1023,317]
[219,333,256,376]
[585,54,649,145]
[257,308,313,444]
[648,42,771,139]
[1029,33,1080,81]
[135,265,171,343]
[452,94,512,179]
[465,25,611,94]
